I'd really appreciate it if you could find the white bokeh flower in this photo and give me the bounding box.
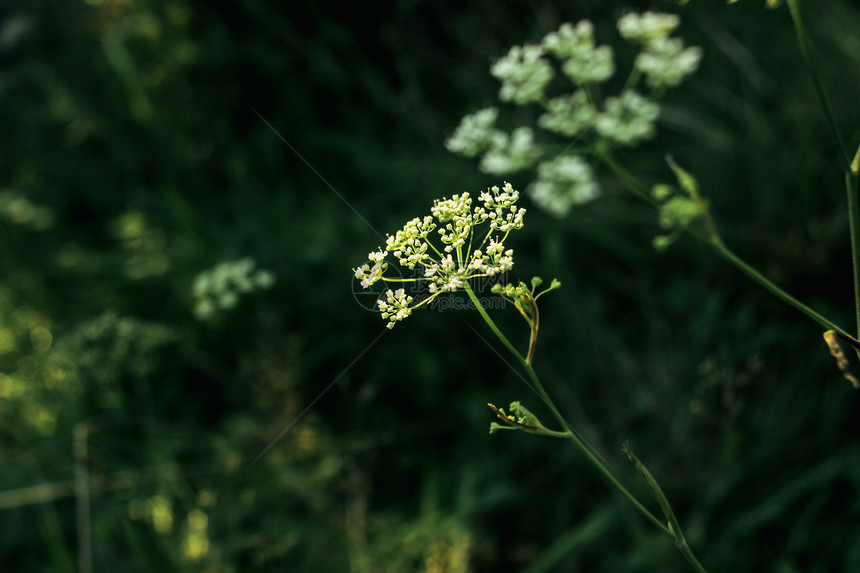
[192,258,276,320]
[617,12,680,44]
[445,107,503,157]
[594,91,660,145]
[538,91,596,137]
[530,156,599,217]
[543,21,615,85]
[490,45,553,104]
[480,127,539,174]
[635,37,702,88]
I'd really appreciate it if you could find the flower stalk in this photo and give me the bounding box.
[463,282,674,539]
[600,151,854,340]
[786,0,860,339]
[623,442,708,573]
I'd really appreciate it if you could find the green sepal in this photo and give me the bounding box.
[487,402,570,438]
[665,155,699,198]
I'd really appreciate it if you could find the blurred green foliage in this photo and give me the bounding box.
[1,0,859,571]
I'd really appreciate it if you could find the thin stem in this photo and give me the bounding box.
[709,236,850,337]
[463,284,672,537]
[522,360,673,538]
[598,148,657,207]
[623,443,708,573]
[787,0,860,336]
[850,171,860,336]
[786,0,851,171]
[526,295,539,365]
[465,283,526,363]
[600,150,851,339]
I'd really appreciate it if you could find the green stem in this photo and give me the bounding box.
[463,284,672,537]
[598,148,657,207]
[851,171,860,336]
[787,0,860,336]
[786,0,851,171]
[709,236,850,337]
[526,295,540,365]
[623,444,708,573]
[600,151,851,339]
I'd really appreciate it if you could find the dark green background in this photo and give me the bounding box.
[1,0,859,571]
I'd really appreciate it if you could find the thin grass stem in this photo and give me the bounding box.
[786,0,860,336]
[462,284,672,537]
[599,152,851,338]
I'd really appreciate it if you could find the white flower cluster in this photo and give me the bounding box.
[192,258,276,319]
[354,183,525,329]
[531,156,599,217]
[446,12,702,218]
[538,91,595,137]
[445,113,538,175]
[490,45,553,105]
[593,91,660,145]
[617,12,680,43]
[635,37,702,88]
[479,127,539,174]
[618,12,702,88]
[544,21,615,85]
[444,107,501,158]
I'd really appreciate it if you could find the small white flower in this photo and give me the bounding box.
[444,275,464,292]
[594,91,660,145]
[617,12,680,44]
[385,216,436,269]
[480,127,539,174]
[445,108,503,157]
[353,183,526,328]
[635,37,702,88]
[487,238,504,256]
[368,249,387,263]
[544,21,614,85]
[538,91,596,137]
[378,288,414,329]
[490,45,553,104]
[530,156,600,217]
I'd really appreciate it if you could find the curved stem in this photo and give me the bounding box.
[463,284,672,537]
[600,150,852,339]
[465,283,526,363]
[708,236,850,336]
[786,0,860,336]
[523,359,673,538]
[526,295,539,365]
[847,172,860,337]
[624,443,708,573]
[598,148,657,207]
[786,0,851,171]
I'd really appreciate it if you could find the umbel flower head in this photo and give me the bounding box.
[446,12,703,219]
[354,183,525,329]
